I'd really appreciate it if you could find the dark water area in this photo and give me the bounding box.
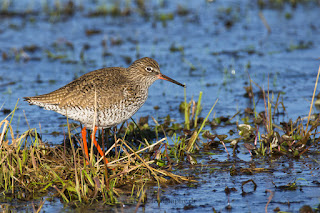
[0,0,320,212]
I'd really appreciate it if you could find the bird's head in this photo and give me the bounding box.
[128,57,185,88]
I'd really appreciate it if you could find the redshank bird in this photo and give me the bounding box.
[24,57,185,164]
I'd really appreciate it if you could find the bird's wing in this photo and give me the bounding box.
[26,68,128,110]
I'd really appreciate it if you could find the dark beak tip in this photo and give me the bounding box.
[158,73,185,88]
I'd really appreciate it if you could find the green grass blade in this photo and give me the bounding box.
[194,91,202,128]
[82,170,94,187]
[184,87,190,130]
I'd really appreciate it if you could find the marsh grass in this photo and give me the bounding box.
[0,119,192,204]
[172,91,219,163]
[239,65,320,157]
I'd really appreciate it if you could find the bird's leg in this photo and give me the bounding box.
[81,127,90,164]
[112,126,119,158]
[91,126,109,165]
[102,128,105,163]
[102,128,105,150]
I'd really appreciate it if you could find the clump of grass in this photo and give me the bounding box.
[257,0,318,9]
[0,101,192,205]
[2,48,31,62]
[287,41,313,52]
[43,0,78,21]
[237,66,320,157]
[87,3,130,17]
[170,90,218,163]
[180,90,204,130]
[169,43,184,54]
[45,50,67,60]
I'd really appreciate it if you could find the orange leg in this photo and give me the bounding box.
[81,126,109,165]
[81,127,89,164]
[91,127,109,165]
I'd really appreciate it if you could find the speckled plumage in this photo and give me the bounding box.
[24,57,185,129]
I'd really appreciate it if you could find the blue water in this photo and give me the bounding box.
[0,0,320,212]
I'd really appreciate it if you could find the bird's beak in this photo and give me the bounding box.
[157,73,185,88]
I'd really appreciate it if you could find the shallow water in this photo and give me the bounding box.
[1,0,320,212]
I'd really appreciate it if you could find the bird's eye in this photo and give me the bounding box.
[145,67,153,72]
